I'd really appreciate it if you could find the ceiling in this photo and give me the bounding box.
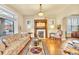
[5,4,79,17]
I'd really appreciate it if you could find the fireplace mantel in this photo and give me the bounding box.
[34,19,47,39]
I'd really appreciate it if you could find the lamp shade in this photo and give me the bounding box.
[50,25,54,29]
[38,12,44,16]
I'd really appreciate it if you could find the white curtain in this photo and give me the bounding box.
[67,15,79,33]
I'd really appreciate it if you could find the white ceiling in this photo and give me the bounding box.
[6,4,79,17]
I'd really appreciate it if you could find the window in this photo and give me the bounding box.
[0,18,14,36]
[0,5,16,36]
[4,19,14,35]
[67,16,79,33]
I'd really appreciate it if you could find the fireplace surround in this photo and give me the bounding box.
[34,19,47,39]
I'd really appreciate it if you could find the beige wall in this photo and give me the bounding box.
[23,16,57,37]
[55,6,79,39]
[23,6,79,38]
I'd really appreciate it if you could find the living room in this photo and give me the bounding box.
[0,4,79,55]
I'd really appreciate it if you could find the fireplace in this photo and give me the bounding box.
[34,19,47,39]
[36,29,46,39]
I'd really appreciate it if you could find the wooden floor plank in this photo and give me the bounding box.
[43,38,62,55]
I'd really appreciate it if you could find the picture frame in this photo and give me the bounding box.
[27,20,30,24]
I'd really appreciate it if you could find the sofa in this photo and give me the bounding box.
[71,31,79,38]
[0,34,31,55]
[62,38,79,55]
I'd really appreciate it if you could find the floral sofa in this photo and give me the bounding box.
[0,34,31,55]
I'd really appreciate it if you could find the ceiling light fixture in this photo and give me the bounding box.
[38,4,44,16]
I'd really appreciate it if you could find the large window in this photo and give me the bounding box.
[4,19,14,35]
[0,5,16,36]
[0,18,14,36]
[67,16,79,33]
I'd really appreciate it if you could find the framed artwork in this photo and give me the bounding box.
[51,19,56,25]
[27,20,30,24]
[52,20,54,24]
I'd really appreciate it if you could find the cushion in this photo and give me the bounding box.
[2,39,10,47]
[0,43,5,51]
[0,51,2,55]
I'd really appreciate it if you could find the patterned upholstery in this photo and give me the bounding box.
[0,34,30,55]
[0,43,5,51]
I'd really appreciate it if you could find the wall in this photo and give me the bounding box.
[23,5,79,39]
[2,4,79,39]
[55,6,79,40]
[23,16,57,37]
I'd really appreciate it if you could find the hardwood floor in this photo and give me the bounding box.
[19,38,62,55]
[43,38,62,55]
